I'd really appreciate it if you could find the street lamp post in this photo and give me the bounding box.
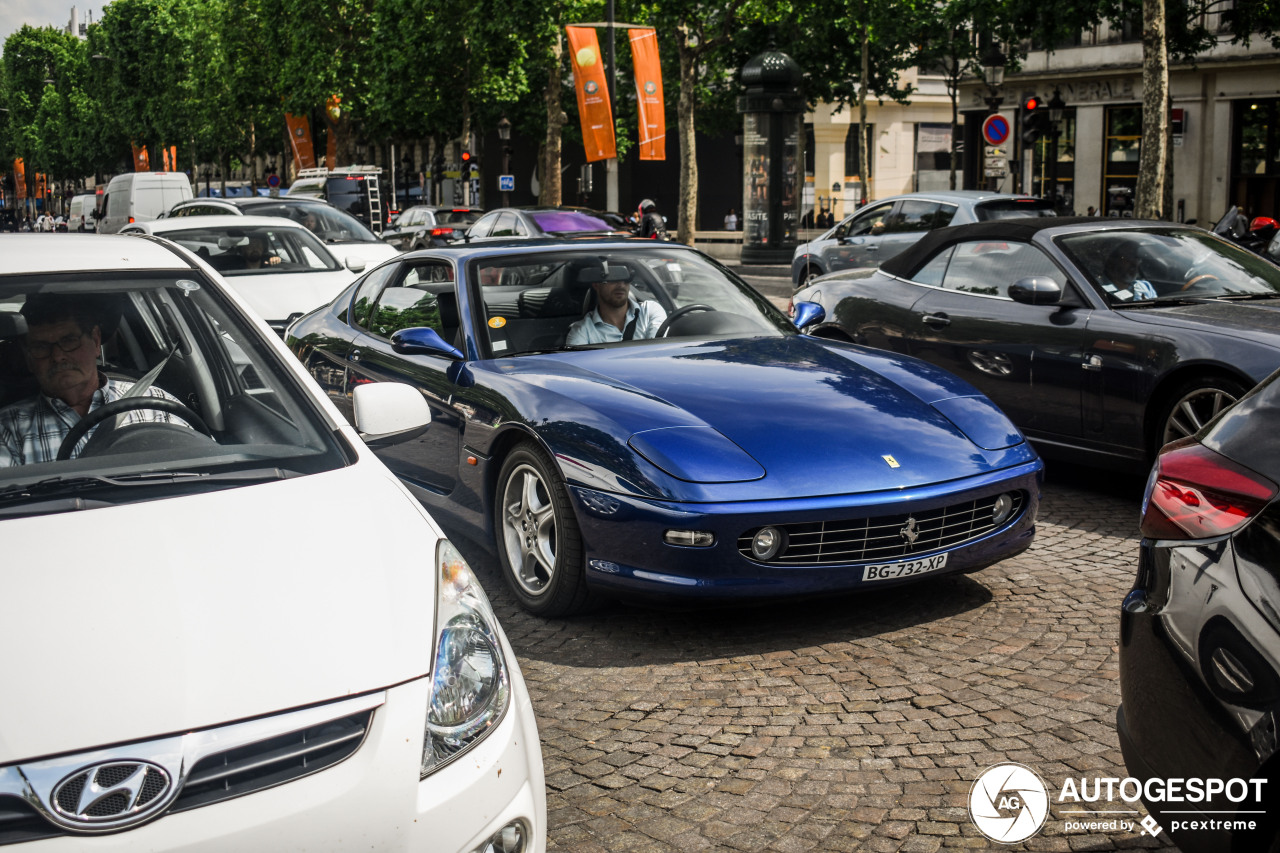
[1047,88,1066,212]
[497,116,512,208]
[981,47,1006,192]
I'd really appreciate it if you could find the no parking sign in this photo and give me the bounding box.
[982,114,1010,147]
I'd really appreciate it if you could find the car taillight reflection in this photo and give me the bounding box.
[1141,441,1278,540]
[430,227,454,238]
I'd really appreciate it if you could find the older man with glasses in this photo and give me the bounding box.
[0,295,187,466]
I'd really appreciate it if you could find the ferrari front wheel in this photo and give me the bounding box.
[494,442,594,616]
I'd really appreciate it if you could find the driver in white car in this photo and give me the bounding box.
[565,260,667,345]
[0,295,187,466]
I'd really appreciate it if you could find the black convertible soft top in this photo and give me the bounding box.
[877,216,1167,278]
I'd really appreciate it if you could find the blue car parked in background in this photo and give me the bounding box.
[287,240,1044,616]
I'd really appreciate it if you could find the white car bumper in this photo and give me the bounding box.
[21,670,545,852]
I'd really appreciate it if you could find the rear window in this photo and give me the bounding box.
[438,210,482,226]
[528,211,612,234]
[288,179,326,198]
[975,199,1057,221]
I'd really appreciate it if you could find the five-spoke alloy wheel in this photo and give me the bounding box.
[494,442,592,616]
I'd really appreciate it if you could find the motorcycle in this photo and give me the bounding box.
[1212,205,1280,262]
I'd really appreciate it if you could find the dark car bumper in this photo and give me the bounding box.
[1118,540,1278,853]
[567,459,1041,600]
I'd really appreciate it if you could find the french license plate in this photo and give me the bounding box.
[862,553,948,581]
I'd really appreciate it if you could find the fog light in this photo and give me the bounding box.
[472,819,529,853]
[664,529,715,547]
[991,493,1015,525]
[750,526,786,560]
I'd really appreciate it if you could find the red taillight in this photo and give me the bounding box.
[430,227,454,237]
[1141,442,1278,540]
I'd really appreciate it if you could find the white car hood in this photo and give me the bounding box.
[223,268,357,323]
[1,464,439,764]
[326,241,399,270]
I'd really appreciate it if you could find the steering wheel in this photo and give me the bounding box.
[1181,273,1220,291]
[656,304,716,338]
[57,397,212,461]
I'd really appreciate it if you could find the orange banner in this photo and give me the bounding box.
[132,145,150,171]
[34,173,47,199]
[566,26,616,162]
[14,159,26,201]
[162,145,178,172]
[285,114,317,171]
[629,27,666,160]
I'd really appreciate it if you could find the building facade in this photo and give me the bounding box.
[962,18,1280,223]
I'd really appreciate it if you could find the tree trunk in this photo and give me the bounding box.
[1136,0,1168,219]
[542,32,566,206]
[857,21,869,206]
[948,57,960,191]
[675,29,699,245]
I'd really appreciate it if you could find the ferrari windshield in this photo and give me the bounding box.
[471,247,794,356]
[1057,228,1280,304]
[0,272,345,502]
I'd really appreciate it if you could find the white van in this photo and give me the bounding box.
[97,172,193,234]
[66,193,96,232]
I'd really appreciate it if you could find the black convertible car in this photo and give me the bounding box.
[793,217,1280,469]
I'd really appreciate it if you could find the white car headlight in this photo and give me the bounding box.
[421,540,512,778]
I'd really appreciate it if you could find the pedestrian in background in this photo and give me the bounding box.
[724,208,738,231]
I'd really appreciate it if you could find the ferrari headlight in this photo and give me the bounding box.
[422,540,511,777]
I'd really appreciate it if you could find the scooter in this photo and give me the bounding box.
[1212,205,1280,258]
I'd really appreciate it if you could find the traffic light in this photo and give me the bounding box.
[1021,95,1044,145]
[461,151,479,180]
[432,154,444,183]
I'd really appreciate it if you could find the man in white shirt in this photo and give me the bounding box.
[565,263,667,345]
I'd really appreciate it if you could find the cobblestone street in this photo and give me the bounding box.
[453,463,1180,852]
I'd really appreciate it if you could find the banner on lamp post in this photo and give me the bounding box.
[13,159,26,201]
[285,114,317,171]
[566,26,616,163]
[628,27,665,160]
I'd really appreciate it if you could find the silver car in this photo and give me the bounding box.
[791,190,1055,288]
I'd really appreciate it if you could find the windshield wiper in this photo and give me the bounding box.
[0,468,302,503]
[1211,292,1280,301]
[1114,296,1216,309]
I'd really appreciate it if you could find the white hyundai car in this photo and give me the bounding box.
[120,215,365,334]
[0,234,546,852]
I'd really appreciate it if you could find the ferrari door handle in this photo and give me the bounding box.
[922,313,950,327]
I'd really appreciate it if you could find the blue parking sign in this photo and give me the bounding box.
[499,175,515,192]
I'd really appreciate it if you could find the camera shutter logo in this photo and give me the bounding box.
[969,762,1050,843]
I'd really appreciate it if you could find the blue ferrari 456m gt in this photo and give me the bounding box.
[287,240,1043,616]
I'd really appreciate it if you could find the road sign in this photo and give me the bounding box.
[266,174,281,188]
[499,174,515,192]
[982,114,1011,147]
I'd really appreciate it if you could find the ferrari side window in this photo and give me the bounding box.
[351,264,398,331]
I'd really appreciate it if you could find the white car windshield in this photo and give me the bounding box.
[0,273,347,511]
[161,225,341,276]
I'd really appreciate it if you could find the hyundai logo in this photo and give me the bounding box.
[51,760,172,829]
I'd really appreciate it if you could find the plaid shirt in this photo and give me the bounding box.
[0,375,184,467]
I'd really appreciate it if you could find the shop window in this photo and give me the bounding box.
[1103,106,1141,217]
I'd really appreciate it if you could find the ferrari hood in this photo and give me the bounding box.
[1,465,438,764]
[506,336,1029,496]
